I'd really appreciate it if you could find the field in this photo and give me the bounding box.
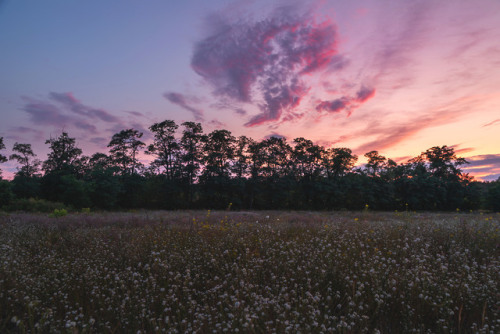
[0,210,499,333]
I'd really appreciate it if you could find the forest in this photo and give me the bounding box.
[0,120,499,212]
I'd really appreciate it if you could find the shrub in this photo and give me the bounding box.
[49,208,68,218]
[1,198,68,213]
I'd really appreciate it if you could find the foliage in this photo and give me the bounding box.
[108,128,145,175]
[0,211,498,332]
[42,132,83,175]
[0,121,496,211]
[49,208,68,218]
[9,142,41,177]
[0,137,7,178]
[0,180,13,207]
[1,198,67,213]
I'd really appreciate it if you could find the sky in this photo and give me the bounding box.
[1,0,499,181]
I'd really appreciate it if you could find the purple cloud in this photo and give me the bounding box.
[21,94,126,137]
[264,133,287,140]
[126,111,145,117]
[316,86,375,115]
[191,5,339,126]
[207,119,226,128]
[356,86,376,102]
[316,97,350,114]
[90,137,108,146]
[49,92,119,123]
[164,92,204,121]
[235,108,247,116]
[22,100,72,126]
[74,120,97,133]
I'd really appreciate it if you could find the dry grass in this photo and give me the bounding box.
[0,210,499,333]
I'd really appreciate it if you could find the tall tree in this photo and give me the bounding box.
[108,129,145,175]
[202,129,236,179]
[42,132,83,174]
[364,151,387,176]
[179,122,205,185]
[291,138,324,180]
[9,143,41,177]
[231,136,253,179]
[254,137,292,178]
[419,145,468,179]
[0,137,7,178]
[323,147,357,179]
[146,120,179,180]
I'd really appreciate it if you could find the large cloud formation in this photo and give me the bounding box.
[192,5,353,127]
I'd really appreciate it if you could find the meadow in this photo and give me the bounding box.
[0,210,499,333]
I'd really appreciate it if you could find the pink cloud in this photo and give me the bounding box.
[164,92,204,121]
[192,4,340,127]
[316,86,376,115]
[354,95,484,154]
[483,119,500,127]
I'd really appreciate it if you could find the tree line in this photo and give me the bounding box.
[0,121,499,211]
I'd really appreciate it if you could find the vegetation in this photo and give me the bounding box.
[0,211,498,332]
[0,121,498,212]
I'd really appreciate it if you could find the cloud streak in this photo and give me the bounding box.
[164,92,204,121]
[353,95,482,154]
[463,154,500,181]
[20,92,148,139]
[49,92,119,123]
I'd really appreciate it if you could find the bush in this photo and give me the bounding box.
[49,208,68,218]
[1,198,68,213]
[0,180,14,207]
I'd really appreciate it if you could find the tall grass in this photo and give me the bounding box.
[0,211,498,333]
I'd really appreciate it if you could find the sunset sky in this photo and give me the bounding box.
[1,0,499,180]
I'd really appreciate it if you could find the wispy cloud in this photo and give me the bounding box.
[463,154,500,181]
[354,95,482,154]
[7,126,44,141]
[49,92,119,123]
[483,119,500,127]
[22,98,74,128]
[164,92,204,121]
[19,93,150,142]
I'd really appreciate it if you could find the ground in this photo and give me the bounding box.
[0,210,499,333]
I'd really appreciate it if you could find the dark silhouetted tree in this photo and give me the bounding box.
[179,122,205,185]
[146,120,179,180]
[364,151,388,176]
[0,137,7,178]
[8,143,41,199]
[419,145,468,179]
[9,143,41,177]
[323,147,357,179]
[231,136,253,179]
[292,138,324,180]
[108,129,145,175]
[42,132,83,174]
[202,129,235,179]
